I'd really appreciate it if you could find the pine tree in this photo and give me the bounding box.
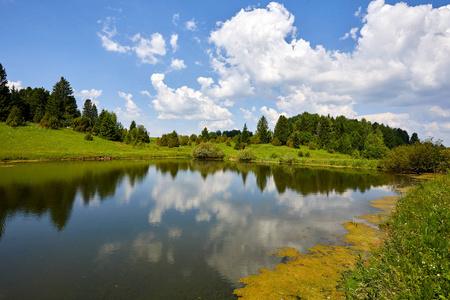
[274,115,290,145]
[49,77,80,126]
[257,115,270,143]
[0,63,10,121]
[241,123,250,144]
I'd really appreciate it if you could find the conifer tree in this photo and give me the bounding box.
[257,115,270,143]
[274,115,290,145]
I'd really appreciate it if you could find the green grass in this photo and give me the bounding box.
[0,122,379,169]
[343,174,450,299]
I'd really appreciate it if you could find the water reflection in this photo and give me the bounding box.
[0,160,410,299]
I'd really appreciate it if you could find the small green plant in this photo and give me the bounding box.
[84,133,94,141]
[305,151,311,157]
[298,151,304,157]
[281,152,297,164]
[237,148,255,162]
[6,106,26,127]
[191,142,225,160]
[308,141,317,150]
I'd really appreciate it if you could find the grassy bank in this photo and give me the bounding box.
[0,122,378,168]
[343,174,450,299]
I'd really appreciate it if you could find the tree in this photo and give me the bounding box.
[82,99,98,125]
[410,132,420,145]
[274,115,290,145]
[201,127,209,140]
[241,123,250,144]
[6,106,25,127]
[257,115,270,143]
[48,77,80,126]
[129,120,136,131]
[0,63,10,121]
[362,129,388,159]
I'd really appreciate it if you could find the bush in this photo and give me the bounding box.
[237,148,256,162]
[84,133,94,141]
[281,152,297,164]
[308,141,317,150]
[351,149,361,159]
[298,151,304,157]
[305,152,311,157]
[191,142,225,160]
[382,141,449,173]
[272,137,282,146]
[6,106,25,127]
[71,116,92,132]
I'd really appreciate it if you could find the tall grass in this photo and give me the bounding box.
[343,174,450,299]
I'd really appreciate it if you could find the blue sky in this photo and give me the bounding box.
[1,0,450,144]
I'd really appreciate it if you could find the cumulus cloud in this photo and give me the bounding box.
[205,1,450,142]
[131,33,166,64]
[77,89,103,100]
[172,13,180,26]
[6,80,23,90]
[170,58,186,70]
[260,106,286,126]
[240,107,258,122]
[151,73,233,125]
[170,34,178,52]
[340,27,359,40]
[98,18,166,64]
[185,19,197,31]
[116,91,141,120]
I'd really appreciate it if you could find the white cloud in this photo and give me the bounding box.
[77,89,103,100]
[260,106,286,126]
[340,27,359,40]
[131,33,166,64]
[172,13,180,26]
[205,1,450,143]
[221,99,234,107]
[354,6,362,17]
[240,107,257,122]
[116,91,141,120]
[6,80,23,90]
[140,90,152,98]
[170,34,178,52]
[151,73,233,123]
[98,17,130,53]
[197,77,214,90]
[170,58,186,70]
[185,19,197,31]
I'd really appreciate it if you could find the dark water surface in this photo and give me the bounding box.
[0,160,409,299]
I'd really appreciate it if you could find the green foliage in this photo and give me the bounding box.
[270,152,279,159]
[201,127,209,140]
[410,132,420,144]
[298,150,303,157]
[344,174,450,299]
[47,77,80,126]
[6,106,25,127]
[96,110,122,141]
[84,133,93,141]
[274,115,290,145]
[82,99,98,125]
[241,123,250,144]
[71,116,92,132]
[362,128,388,159]
[351,149,361,159]
[191,142,225,160]
[308,141,318,150]
[237,148,256,162]
[271,137,282,146]
[124,124,150,145]
[305,151,310,157]
[257,115,270,143]
[40,113,61,129]
[280,152,297,164]
[382,141,449,173]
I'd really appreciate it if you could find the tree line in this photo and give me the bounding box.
[0,63,149,145]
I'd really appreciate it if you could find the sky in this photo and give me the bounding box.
[1,0,450,144]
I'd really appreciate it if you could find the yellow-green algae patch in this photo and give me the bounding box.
[234,196,399,300]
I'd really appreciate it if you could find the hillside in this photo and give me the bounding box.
[0,122,378,168]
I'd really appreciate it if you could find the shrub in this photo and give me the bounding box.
[328,149,335,154]
[71,116,92,132]
[298,151,304,157]
[6,106,25,127]
[281,152,297,164]
[308,141,317,150]
[305,151,311,157]
[351,149,361,159]
[191,142,225,160]
[84,133,94,141]
[272,137,282,146]
[237,148,256,162]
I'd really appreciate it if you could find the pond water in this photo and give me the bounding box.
[0,160,409,299]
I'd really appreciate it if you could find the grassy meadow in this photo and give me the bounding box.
[0,122,379,168]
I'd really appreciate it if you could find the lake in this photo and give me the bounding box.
[0,160,409,299]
